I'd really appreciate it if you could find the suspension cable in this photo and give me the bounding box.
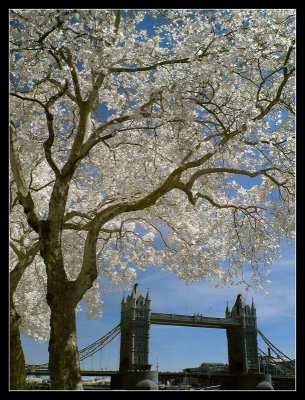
[257,330,295,375]
[78,323,121,360]
[26,323,122,370]
[79,326,121,361]
[257,329,293,361]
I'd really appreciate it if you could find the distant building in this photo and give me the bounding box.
[184,362,229,374]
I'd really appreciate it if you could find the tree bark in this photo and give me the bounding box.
[9,242,41,390]
[40,217,84,390]
[9,298,27,390]
[48,297,83,390]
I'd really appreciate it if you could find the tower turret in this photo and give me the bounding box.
[119,283,152,372]
[225,301,230,318]
[145,288,151,308]
[121,292,127,307]
[251,297,256,316]
[235,293,245,316]
[226,293,259,373]
[130,284,137,308]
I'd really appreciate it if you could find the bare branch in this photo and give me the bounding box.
[37,16,65,45]
[47,78,77,103]
[10,92,46,111]
[11,81,69,177]
[114,10,121,36]
[184,166,283,191]
[10,240,41,290]
[42,81,69,176]
[110,57,190,74]
[59,47,83,104]
[193,193,263,215]
[9,120,41,233]
[254,45,295,121]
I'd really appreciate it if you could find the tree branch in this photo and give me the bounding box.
[11,80,69,177]
[109,57,190,73]
[59,47,83,104]
[184,166,282,191]
[37,15,65,45]
[9,120,41,233]
[10,241,41,295]
[114,10,121,36]
[254,44,295,121]
[193,193,262,215]
[10,92,46,110]
[42,81,69,177]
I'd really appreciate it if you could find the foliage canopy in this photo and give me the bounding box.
[10,9,295,342]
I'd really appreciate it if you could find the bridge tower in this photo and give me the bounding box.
[119,283,151,372]
[225,294,259,373]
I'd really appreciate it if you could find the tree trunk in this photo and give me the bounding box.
[38,174,98,390]
[9,298,27,390]
[48,297,83,390]
[40,218,84,390]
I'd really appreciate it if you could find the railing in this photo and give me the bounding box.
[25,363,49,374]
[150,312,241,328]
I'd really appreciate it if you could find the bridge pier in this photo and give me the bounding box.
[111,370,158,390]
[236,373,273,390]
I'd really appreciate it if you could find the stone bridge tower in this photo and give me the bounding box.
[119,283,151,372]
[225,294,259,373]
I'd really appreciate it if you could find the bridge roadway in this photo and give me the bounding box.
[150,312,241,328]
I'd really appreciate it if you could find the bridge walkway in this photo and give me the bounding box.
[150,312,241,328]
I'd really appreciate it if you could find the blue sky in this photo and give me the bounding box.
[22,239,295,372]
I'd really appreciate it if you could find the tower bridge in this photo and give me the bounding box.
[26,283,295,390]
[119,284,259,376]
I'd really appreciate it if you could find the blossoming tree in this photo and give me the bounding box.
[9,204,41,389]
[9,9,295,389]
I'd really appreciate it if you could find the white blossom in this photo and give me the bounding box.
[10,9,295,343]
